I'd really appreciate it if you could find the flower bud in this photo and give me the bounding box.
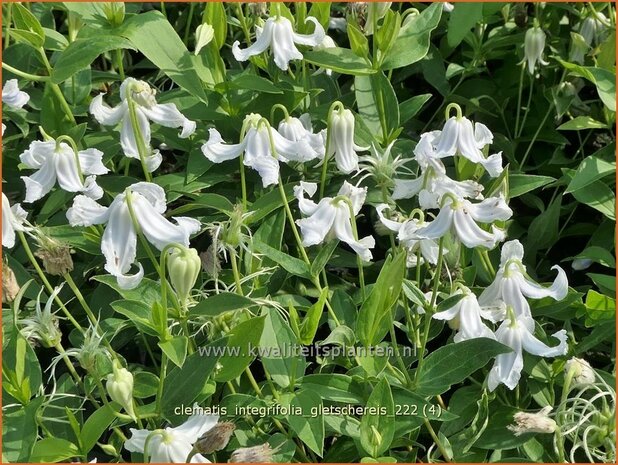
[106,361,136,419]
[329,107,365,174]
[507,406,557,436]
[35,239,74,276]
[524,26,548,74]
[2,265,20,303]
[565,357,596,385]
[229,443,274,463]
[194,23,214,55]
[167,246,201,304]
[103,2,125,27]
[194,421,235,454]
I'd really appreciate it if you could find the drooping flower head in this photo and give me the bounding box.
[276,111,326,159]
[295,181,375,261]
[90,77,196,172]
[2,79,30,109]
[2,193,30,249]
[523,24,549,75]
[202,113,322,187]
[232,15,325,70]
[67,182,200,289]
[19,138,108,203]
[327,103,368,174]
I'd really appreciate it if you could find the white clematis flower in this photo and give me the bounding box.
[19,140,108,203]
[232,16,325,71]
[479,239,569,319]
[375,204,440,266]
[314,35,337,76]
[432,286,496,343]
[432,112,504,177]
[277,113,326,158]
[488,313,568,391]
[125,403,218,462]
[90,78,196,172]
[295,181,375,262]
[66,182,200,290]
[414,195,512,249]
[202,113,322,187]
[328,107,368,174]
[3,79,30,109]
[2,193,30,249]
[523,26,549,75]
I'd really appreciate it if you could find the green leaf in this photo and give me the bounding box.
[214,316,266,382]
[360,378,395,457]
[299,287,328,345]
[253,238,311,278]
[158,336,189,368]
[298,374,364,404]
[303,48,376,76]
[310,240,339,278]
[526,194,562,251]
[3,327,42,404]
[246,183,294,225]
[2,397,44,462]
[382,3,442,69]
[415,338,511,396]
[30,438,80,463]
[449,391,490,457]
[51,36,135,84]
[80,404,117,454]
[111,300,159,336]
[508,174,555,198]
[358,252,406,346]
[93,276,161,306]
[446,3,483,48]
[347,22,370,58]
[355,70,400,142]
[283,390,325,456]
[574,246,616,269]
[557,59,616,111]
[587,273,616,296]
[557,116,607,131]
[570,179,616,220]
[189,292,258,317]
[400,93,432,124]
[226,73,284,94]
[582,289,616,326]
[12,4,45,48]
[41,82,74,137]
[566,156,616,194]
[121,11,208,100]
[259,308,305,388]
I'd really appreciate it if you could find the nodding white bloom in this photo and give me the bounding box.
[432,286,496,343]
[277,113,326,158]
[508,406,557,436]
[523,26,549,75]
[202,113,322,187]
[578,12,609,46]
[565,357,596,385]
[19,140,108,203]
[364,2,392,35]
[125,403,218,463]
[67,182,200,290]
[314,35,337,76]
[488,313,568,391]
[19,286,63,348]
[479,240,568,319]
[375,204,440,266]
[232,16,325,70]
[2,79,30,109]
[90,78,196,172]
[2,193,29,249]
[295,181,375,262]
[392,131,484,207]
[432,112,504,177]
[413,195,512,249]
[328,107,368,174]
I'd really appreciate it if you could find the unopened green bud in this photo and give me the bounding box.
[167,246,201,304]
[103,2,125,27]
[99,443,119,457]
[106,360,135,419]
[194,23,214,55]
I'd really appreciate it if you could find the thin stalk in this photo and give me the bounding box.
[514,64,525,137]
[517,73,534,138]
[183,2,196,45]
[1,62,49,82]
[155,353,168,415]
[4,4,12,49]
[424,418,452,462]
[125,94,154,182]
[239,154,247,209]
[520,103,554,168]
[114,49,125,80]
[38,48,76,125]
[230,249,244,296]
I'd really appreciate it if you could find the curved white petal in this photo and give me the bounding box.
[501,276,531,319]
[452,209,500,248]
[54,143,86,194]
[141,103,196,138]
[432,297,462,321]
[90,94,127,126]
[271,128,319,162]
[173,217,202,238]
[82,175,104,200]
[130,182,167,214]
[419,238,440,265]
[2,79,30,109]
[124,428,150,453]
[66,195,110,226]
[171,407,219,440]
[292,17,326,46]
[455,294,496,342]
[20,141,55,169]
[466,196,512,223]
[330,110,360,174]
[500,240,525,266]
[518,265,568,301]
[271,18,303,70]
[521,327,568,357]
[297,200,337,247]
[244,128,280,187]
[337,181,366,215]
[201,128,246,163]
[120,108,151,160]
[456,117,484,162]
[474,122,493,148]
[392,177,423,200]
[21,157,57,203]
[433,117,459,157]
[375,204,403,233]
[144,150,162,173]
[232,18,275,62]
[78,148,109,175]
[332,206,374,261]
[294,181,319,216]
[414,207,453,240]
[480,152,503,177]
[488,322,522,391]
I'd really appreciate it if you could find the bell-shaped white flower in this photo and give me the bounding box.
[432,286,496,343]
[432,110,504,177]
[392,130,485,207]
[578,12,608,47]
[328,107,368,174]
[523,26,549,75]
[295,181,375,262]
[3,79,30,109]
[202,113,322,187]
[232,16,325,70]
[90,78,196,172]
[277,113,326,158]
[125,403,218,462]
[66,182,200,290]
[375,204,440,266]
[488,312,568,391]
[19,140,108,203]
[413,195,512,249]
[2,193,29,249]
[479,240,568,319]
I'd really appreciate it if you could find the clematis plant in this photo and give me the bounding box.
[66,182,200,289]
[523,23,549,75]
[232,15,325,70]
[19,138,108,203]
[90,77,196,174]
[2,193,30,249]
[295,181,375,261]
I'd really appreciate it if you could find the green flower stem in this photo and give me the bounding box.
[17,231,84,334]
[319,101,344,199]
[183,2,196,44]
[155,352,168,416]
[342,197,366,301]
[114,49,125,80]
[1,62,49,82]
[38,48,77,125]
[423,418,452,462]
[520,102,554,168]
[389,307,413,386]
[517,73,535,139]
[239,154,248,210]
[235,3,253,47]
[125,94,154,182]
[56,135,84,184]
[230,249,244,296]
[4,4,12,49]
[380,186,397,250]
[514,63,525,137]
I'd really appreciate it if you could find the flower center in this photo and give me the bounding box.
[131,82,157,108]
